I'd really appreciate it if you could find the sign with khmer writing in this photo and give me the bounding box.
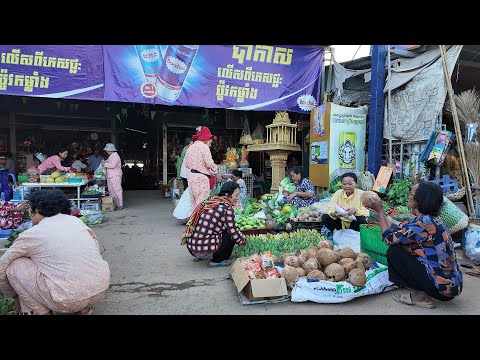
[0,46,104,100]
[103,45,323,113]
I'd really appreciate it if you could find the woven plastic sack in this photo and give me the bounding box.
[360,224,389,266]
[440,196,469,234]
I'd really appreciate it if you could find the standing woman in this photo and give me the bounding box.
[101,143,124,210]
[184,127,221,208]
[37,148,75,174]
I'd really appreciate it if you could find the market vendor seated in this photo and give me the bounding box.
[366,181,463,309]
[181,181,247,268]
[321,172,368,232]
[37,148,76,174]
[0,201,27,230]
[283,166,317,208]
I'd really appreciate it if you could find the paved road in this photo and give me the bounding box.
[93,190,480,315]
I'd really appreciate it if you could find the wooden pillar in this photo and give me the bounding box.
[9,112,16,157]
[267,150,290,193]
[111,116,117,144]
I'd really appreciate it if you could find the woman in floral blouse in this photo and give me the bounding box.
[283,166,317,208]
[367,181,463,309]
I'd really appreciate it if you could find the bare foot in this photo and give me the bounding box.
[76,306,93,315]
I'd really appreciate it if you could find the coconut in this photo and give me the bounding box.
[302,258,320,273]
[280,253,291,265]
[285,223,293,231]
[306,270,326,280]
[316,248,338,267]
[356,252,373,270]
[281,265,299,289]
[337,247,357,260]
[295,267,306,277]
[343,261,358,274]
[308,245,317,259]
[338,258,355,266]
[285,255,301,268]
[360,190,381,210]
[271,254,278,265]
[317,240,334,250]
[347,259,366,286]
[324,263,346,282]
[297,250,309,267]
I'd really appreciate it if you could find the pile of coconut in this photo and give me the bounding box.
[291,210,323,222]
[280,240,373,289]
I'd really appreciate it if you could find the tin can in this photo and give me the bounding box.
[135,45,163,83]
[339,131,356,169]
[157,45,199,102]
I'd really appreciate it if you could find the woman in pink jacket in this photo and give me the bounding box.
[37,148,75,174]
[101,143,124,210]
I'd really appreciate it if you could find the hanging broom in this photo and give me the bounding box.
[464,142,480,217]
[445,89,480,139]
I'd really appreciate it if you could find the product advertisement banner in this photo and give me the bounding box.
[329,103,368,175]
[0,45,104,100]
[103,45,323,113]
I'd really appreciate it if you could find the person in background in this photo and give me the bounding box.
[287,155,299,172]
[0,201,27,230]
[0,189,110,315]
[101,143,124,210]
[37,148,75,174]
[181,181,246,268]
[184,127,221,208]
[231,169,247,206]
[71,154,88,172]
[283,166,316,208]
[87,148,104,172]
[366,181,463,309]
[5,152,15,174]
[322,172,368,232]
[177,137,193,190]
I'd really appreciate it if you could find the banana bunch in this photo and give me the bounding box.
[251,202,267,212]
[0,297,16,315]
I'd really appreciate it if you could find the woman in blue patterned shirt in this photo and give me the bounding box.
[367,181,463,309]
[284,166,317,208]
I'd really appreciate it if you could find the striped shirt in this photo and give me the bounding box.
[187,202,246,254]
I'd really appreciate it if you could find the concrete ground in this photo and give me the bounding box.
[93,190,480,315]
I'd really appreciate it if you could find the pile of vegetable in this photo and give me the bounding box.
[292,209,323,222]
[79,210,105,226]
[236,216,265,230]
[234,229,327,259]
[0,296,16,315]
[279,241,373,289]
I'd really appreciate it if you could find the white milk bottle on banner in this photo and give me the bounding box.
[156,45,199,102]
[135,45,163,83]
[339,131,357,169]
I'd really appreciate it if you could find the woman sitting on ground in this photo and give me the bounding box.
[367,181,463,309]
[283,166,317,208]
[0,201,27,230]
[181,181,246,268]
[0,189,110,315]
[322,172,369,233]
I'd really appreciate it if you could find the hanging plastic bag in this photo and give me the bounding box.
[239,117,253,145]
[252,123,265,144]
[94,164,106,180]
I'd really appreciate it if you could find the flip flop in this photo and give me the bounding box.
[207,259,232,268]
[466,268,480,277]
[192,257,205,262]
[392,292,436,309]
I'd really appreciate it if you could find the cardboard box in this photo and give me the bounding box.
[101,196,115,212]
[230,258,288,302]
[372,166,394,195]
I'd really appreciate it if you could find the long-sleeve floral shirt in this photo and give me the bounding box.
[37,155,70,173]
[383,215,463,298]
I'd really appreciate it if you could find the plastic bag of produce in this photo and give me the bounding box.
[252,123,265,144]
[239,117,253,145]
[94,164,106,180]
[79,210,105,226]
[173,188,192,224]
[291,262,396,303]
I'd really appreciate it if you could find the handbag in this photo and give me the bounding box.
[191,169,216,189]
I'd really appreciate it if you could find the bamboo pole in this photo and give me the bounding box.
[439,45,475,215]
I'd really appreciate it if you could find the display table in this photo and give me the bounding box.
[20,181,88,209]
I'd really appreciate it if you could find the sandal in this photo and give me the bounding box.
[207,259,232,268]
[392,292,436,309]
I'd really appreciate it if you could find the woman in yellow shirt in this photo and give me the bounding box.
[321,172,369,233]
